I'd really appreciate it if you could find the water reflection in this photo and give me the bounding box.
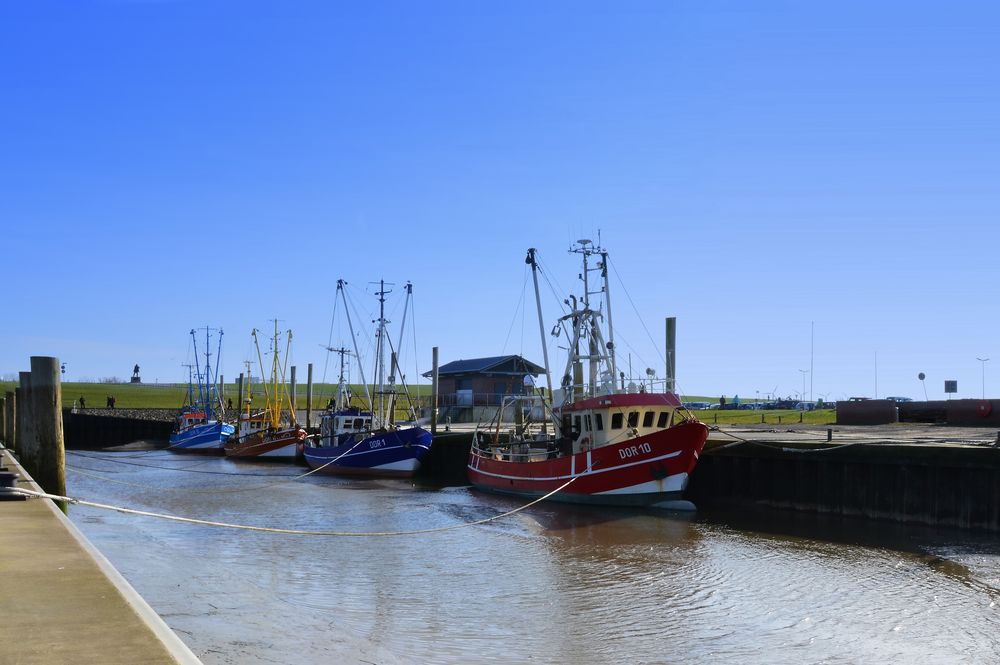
[66,451,1000,665]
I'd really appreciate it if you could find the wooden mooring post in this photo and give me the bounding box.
[3,391,14,448]
[28,356,66,497]
[237,372,245,416]
[17,371,34,460]
[431,346,439,434]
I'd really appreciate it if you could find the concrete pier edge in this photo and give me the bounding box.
[1,446,203,665]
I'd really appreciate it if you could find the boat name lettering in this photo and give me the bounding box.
[369,439,386,449]
[619,442,652,459]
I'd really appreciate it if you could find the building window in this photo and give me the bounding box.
[611,413,623,429]
[642,411,655,428]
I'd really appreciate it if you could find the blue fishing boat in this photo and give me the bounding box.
[302,280,433,477]
[169,328,235,454]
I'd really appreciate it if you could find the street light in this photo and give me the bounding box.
[798,369,809,404]
[977,357,989,399]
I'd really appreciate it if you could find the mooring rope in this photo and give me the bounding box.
[13,475,579,537]
[68,436,375,494]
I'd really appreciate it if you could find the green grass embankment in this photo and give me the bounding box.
[0,381,431,411]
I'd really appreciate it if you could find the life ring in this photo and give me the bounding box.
[977,400,992,417]
[579,436,591,451]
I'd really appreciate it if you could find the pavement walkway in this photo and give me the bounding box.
[0,447,201,665]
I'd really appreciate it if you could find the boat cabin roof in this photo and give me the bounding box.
[558,392,681,414]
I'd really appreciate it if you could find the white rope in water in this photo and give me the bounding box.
[14,475,578,537]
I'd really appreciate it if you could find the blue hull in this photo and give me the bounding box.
[303,427,432,477]
[169,421,235,454]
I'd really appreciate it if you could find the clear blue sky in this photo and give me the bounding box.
[3,1,999,402]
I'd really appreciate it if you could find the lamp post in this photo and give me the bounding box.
[798,369,809,405]
[976,357,989,399]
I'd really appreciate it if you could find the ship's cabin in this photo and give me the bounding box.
[179,412,208,429]
[320,410,375,441]
[559,395,686,454]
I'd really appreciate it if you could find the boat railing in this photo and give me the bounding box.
[471,429,560,462]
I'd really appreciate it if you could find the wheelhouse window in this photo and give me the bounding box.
[627,412,639,428]
[642,411,655,428]
[595,413,604,431]
[574,415,582,434]
[611,413,623,429]
[657,412,670,428]
[584,414,592,432]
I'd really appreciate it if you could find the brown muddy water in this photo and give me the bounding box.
[66,450,1000,664]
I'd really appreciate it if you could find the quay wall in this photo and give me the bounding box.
[686,442,1000,532]
[63,408,175,449]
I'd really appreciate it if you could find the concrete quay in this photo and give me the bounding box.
[0,447,201,665]
[689,423,1000,531]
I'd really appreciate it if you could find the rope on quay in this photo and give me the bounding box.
[12,476,579,537]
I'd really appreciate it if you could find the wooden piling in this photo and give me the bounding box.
[18,372,35,460]
[29,356,66,497]
[237,372,245,417]
[306,363,313,429]
[431,346,439,434]
[10,389,20,454]
[3,391,13,446]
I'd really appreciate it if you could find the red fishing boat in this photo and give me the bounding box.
[467,241,709,507]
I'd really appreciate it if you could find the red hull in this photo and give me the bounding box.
[467,420,708,507]
[224,428,305,458]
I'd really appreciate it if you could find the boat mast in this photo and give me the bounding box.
[526,248,558,433]
[566,239,613,398]
[270,320,282,429]
[183,363,195,407]
[204,326,213,419]
[243,359,253,417]
[212,328,224,415]
[373,280,392,428]
[600,251,617,392]
[282,328,295,426]
[338,280,374,417]
[251,328,271,424]
[336,347,350,410]
[190,329,203,412]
